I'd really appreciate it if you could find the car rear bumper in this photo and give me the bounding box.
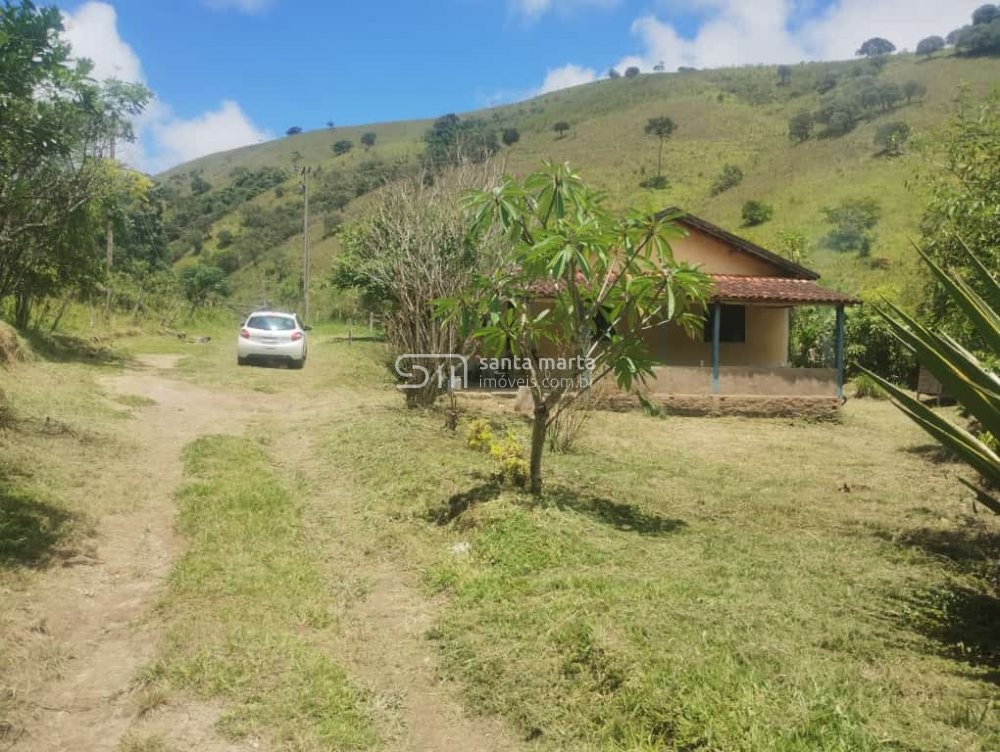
[237,339,306,361]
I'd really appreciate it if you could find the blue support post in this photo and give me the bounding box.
[834,303,845,401]
[711,301,721,394]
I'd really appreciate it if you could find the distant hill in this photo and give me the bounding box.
[155,52,1000,317]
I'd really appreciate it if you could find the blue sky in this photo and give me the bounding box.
[59,0,982,172]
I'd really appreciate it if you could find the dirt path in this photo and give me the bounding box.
[6,354,521,752]
[8,355,275,752]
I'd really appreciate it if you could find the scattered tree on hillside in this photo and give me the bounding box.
[741,200,773,227]
[777,64,792,86]
[286,126,303,136]
[608,68,621,79]
[502,127,521,147]
[361,131,377,150]
[874,121,911,156]
[216,229,235,249]
[816,72,839,94]
[190,175,212,195]
[423,113,500,169]
[653,61,666,72]
[453,163,713,494]
[856,37,896,57]
[916,35,945,57]
[326,120,336,130]
[903,80,927,103]
[973,3,1000,25]
[643,116,676,183]
[788,111,813,142]
[624,66,640,78]
[710,164,744,196]
[947,5,1000,54]
[553,121,571,139]
[332,139,354,156]
[822,197,881,256]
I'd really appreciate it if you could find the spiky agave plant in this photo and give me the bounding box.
[860,244,1000,512]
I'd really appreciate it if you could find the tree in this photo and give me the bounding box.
[916,35,945,57]
[710,164,744,196]
[608,68,621,79]
[861,248,999,514]
[741,201,773,226]
[423,113,500,169]
[917,88,1000,353]
[332,140,354,156]
[822,198,881,256]
[856,37,896,57]
[178,264,230,314]
[332,165,508,406]
[624,66,640,78]
[777,64,792,86]
[456,163,712,493]
[874,121,911,156]
[0,2,152,327]
[553,121,571,139]
[286,126,303,136]
[502,127,521,147]
[360,131,377,150]
[653,61,666,72]
[643,116,676,181]
[972,3,1000,25]
[903,79,926,103]
[326,120,336,130]
[788,111,813,142]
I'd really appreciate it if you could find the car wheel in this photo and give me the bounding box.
[290,357,305,370]
[237,356,248,366]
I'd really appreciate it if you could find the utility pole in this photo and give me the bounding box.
[105,128,116,315]
[300,166,311,323]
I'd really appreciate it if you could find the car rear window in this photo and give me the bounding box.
[246,315,296,331]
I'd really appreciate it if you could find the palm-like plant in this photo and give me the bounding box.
[861,245,1000,512]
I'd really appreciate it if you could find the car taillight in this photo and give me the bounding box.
[291,331,303,341]
[240,328,250,339]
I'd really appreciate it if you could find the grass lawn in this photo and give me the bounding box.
[3,326,999,750]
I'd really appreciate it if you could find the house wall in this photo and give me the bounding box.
[646,366,837,396]
[640,305,790,367]
[670,226,784,275]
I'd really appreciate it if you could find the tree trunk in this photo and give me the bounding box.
[529,402,547,495]
[657,138,664,178]
[14,292,32,330]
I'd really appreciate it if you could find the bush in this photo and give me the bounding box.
[741,200,773,226]
[821,198,880,256]
[639,175,669,190]
[874,121,910,156]
[546,395,591,453]
[710,164,744,196]
[851,372,888,399]
[332,140,354,156]
[467,419,529,487]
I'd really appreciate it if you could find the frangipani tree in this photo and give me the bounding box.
[453,162,712,494]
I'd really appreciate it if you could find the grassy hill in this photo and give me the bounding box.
[156,52,1000,318]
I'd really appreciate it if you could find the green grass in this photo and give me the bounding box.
[159,53,1000,312]
[144,435,375,750]
[312,377,1000,750]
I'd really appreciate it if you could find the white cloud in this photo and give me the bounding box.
[146,101,270,173]
[61,2,270,173]
[61,2,142,82]
[510,0,620,22]
[614,0,981,72]
[538,63,598,94]
[203,0,274,13]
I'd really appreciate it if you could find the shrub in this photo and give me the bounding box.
[546,395,591,453]
[851,372,888,399]
[710,164,744,196]
[624,66,640,78]
[332,140,354,156]
[639,175,669,190]
[741,200,773,226]
[788,111,813,142]
[822,198,880,256]
[874,121,910,156]
[467,419,528,487]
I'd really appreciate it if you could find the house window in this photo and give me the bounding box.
[703,304,746,344]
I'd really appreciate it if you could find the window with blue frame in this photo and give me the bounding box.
[703,304,746,344]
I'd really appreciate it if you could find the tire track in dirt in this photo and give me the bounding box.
[7,355,277,752]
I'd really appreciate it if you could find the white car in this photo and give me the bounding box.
[237,311,307,369]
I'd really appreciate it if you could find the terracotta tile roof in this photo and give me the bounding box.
[710,275,859,305]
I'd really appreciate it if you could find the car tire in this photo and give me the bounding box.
[237,356,248,366]
[289,357,305,370]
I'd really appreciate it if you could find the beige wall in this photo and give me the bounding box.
[647,366,837,397]
[640,305,790,367]
[670,226,784,275]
